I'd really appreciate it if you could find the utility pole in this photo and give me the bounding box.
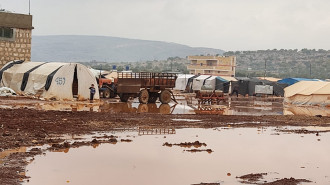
[310,62,312,78]
[264,59,266,79]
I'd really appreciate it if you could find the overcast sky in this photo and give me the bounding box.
[1,0,330,51]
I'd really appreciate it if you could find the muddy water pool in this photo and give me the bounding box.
[23,127,330,185]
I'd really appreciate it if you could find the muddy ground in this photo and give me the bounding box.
[0,97,330,185]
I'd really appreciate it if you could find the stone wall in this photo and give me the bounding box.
[0,28,32,68]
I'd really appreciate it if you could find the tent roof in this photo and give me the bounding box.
[278,78,320,85]
[284,81,330,97]
[176,74,195,79]
[257,77,281,82]
[216,76,237,82]
[194,75,211,80]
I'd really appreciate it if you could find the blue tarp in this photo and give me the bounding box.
[277,78,320,86]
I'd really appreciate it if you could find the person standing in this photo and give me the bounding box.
[231,85,239,97]
[89,84,96,102]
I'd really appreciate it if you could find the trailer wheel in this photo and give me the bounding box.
[119,93,129,102]
[159,104,171,114]
[138,104,148,113]
[138,89,149,104]
[148,92,158,103]
[159,90,171,104]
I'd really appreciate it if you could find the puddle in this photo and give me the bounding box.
[172,119,202,122]
[22,127,330,185]
[1,96,329,117]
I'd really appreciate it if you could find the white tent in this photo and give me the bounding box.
[204,76,217,90]
[192,75,212,91]
[174,74,195,91]
[284,81,330,106]
[0,60,99,101]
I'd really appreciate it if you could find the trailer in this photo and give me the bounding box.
[116,72,177,104]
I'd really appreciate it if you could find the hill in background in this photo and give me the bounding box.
[31,35,224,62]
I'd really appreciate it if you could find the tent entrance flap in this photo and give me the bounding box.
[72,65,78,97]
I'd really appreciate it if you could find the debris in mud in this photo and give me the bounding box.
[276,128,330,135]
[237,173,267,183]
[261,177,312,185]
[93,134,118,139]
[191,183,220,185]
[50,142,70,150]
[163,141,207,148]
[185,149,213,153]
[120,139,132,142]
[109,138,118,144]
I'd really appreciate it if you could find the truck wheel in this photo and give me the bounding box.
[160,90,171,104]
[139,89,149,104]
[148,92,158,103]
[103,88,111,98]
[119,93,129,102]
[110,90,116,98]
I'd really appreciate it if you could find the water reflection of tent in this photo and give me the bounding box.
[284,81,330,106]
[284,106,330,116]
[0,61,99,100]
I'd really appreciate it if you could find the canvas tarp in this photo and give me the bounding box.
[0,61,99,101]
[284,81,330,106]
[204,76,217,90]
[278,78,320,86]
[192,75,212,91]
[174,74,195,91]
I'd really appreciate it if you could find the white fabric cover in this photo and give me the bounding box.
[174,74,195,91]
[192,75,211,91]
[203,76,217,90]
[0,61,99,101]
[284,81,330,106]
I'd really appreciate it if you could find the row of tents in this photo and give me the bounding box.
[0,61,329,107]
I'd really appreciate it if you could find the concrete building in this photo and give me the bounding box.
[187,55,236,77]
[0,11,33,68]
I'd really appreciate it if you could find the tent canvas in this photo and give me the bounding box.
[192,75,212,91]
[174,74,195,91]
[0,61,99,100]
[278,78,320,86]
[204,76,217,90]
[284,81,330,106]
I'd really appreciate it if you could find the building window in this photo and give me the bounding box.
[0,27,14,38]
[200,63,203,66]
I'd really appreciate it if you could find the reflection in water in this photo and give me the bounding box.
[138,127,176,135]
[101,103,174,114]
[284,106,330,117]
[23,128,330,185]
[2,97,328,116]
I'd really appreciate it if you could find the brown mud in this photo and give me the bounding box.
[163,141,207,148]
[1,107,329,184]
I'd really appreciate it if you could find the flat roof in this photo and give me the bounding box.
[0,12,33,29]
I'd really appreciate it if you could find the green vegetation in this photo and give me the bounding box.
[84,57,190,74]
[225,49,330,79]
[84,49,329,80]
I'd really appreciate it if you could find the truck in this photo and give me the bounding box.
[116,72,177,104]
[97,75,117,98]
